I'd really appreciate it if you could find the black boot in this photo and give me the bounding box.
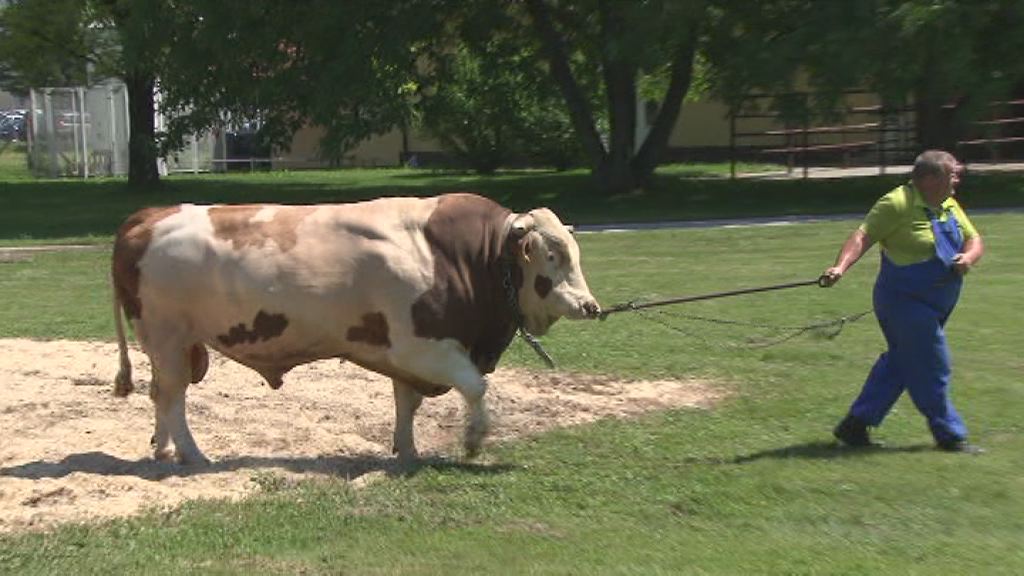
[833,414,878,447]
[937,439,985,455]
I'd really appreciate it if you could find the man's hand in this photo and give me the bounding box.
[820,266,844,287]
[951,253,973,276]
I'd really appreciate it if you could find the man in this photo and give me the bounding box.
[821,150,985,453]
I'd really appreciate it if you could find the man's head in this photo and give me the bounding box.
[912,149,963,203]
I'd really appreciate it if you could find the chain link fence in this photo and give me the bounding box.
[28,82,130,177]
[28,81,222,178]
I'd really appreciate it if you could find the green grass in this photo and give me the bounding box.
[0,142,32,182]
[2,213,1023,574]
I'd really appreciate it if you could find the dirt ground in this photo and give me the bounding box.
[0,338,723,533]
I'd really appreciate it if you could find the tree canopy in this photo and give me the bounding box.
[3,0,1024,190]
[706,0,1024,149]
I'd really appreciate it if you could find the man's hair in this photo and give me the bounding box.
[912,150,956,180]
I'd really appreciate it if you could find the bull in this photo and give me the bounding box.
[111,193,600,464]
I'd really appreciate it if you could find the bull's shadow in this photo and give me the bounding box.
[0,451,516,482]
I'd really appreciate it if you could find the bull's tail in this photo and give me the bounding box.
[113,284,134,397]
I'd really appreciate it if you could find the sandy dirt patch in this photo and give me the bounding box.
[0,338,723,533]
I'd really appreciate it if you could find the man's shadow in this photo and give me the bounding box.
[0,451,516,482]
[684,440,934,465]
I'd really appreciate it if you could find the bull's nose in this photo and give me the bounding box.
[583,300,601,318]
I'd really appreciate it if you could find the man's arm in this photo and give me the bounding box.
[952,234,984,275]
[821,228,874,287]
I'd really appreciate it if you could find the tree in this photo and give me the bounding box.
[0,0,164,186]
[705,1,1024,152]
[523,0,704,194]
[156,0,705,193]
[156,0,449,165]
[415,12,584,173]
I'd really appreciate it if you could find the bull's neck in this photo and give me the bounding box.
[468,222,522,374]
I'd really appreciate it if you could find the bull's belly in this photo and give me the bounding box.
[198,320,451,397]
[193,310,452,396]
[201,326,384,388]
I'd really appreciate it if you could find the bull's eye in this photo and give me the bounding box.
[547,252,556,263]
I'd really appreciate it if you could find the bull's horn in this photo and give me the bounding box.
[510,213,535,238]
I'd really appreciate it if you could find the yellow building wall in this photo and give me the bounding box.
[274,90,911,168]
[274,124,444,169]
[669,100,732,147]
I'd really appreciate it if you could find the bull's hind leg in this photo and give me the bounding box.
[149,362,172,461]
[149,339,209,465]
[392,379,424,464]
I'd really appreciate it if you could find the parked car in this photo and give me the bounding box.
[0,114,25,141]
[56,112,91,133]
[224,123,271,171]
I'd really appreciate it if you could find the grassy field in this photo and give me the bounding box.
[2,153,1024,573]
[2,144,1023,247]
[0,143,31,182]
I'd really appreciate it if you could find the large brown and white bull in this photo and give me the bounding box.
[111,193,600,465]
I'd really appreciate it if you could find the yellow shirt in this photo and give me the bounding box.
[858,183,979,266]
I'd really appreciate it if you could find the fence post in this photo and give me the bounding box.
[79,87,89,179]
[108,86,118,176]
[729,111,736,179]
[44,91,58,178]
[802,96,809,179]
[878,103,886,176]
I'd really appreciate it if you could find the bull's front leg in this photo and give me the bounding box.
[452,373,491,458]
[393,344,490,459]
[391,378,423,464]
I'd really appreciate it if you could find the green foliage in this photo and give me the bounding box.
[157,0,449,160]
[417,44,521,174]
[0,143,31,181]
[416,23,584,173]
[0,0,170,92]
[0,0,107,91]
[706,0,1024,143]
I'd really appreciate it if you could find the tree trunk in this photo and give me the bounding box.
[125,69,160,187]
[632,25,699,189]
[527,0,702,195]
[525,0,608,172]
[597,0,638,195]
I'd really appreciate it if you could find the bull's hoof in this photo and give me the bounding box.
[113,371,134,397]
[395,453,420,471]
[463,414,489,460]
[153,448,175,462]
[463,433,484,460]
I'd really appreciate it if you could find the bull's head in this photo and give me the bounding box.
[509,208,601,335]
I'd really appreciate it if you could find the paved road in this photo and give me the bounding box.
[735,162,1024,180]
[575,206,1023,233]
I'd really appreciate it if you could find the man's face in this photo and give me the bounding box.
[926,160,963,199]
[944,161,964,194]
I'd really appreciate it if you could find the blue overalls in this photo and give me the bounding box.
[848,208,968,444]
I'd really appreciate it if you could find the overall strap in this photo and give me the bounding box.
[925,207,964,268]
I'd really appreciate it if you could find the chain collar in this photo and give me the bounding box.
[501,257,556,369]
